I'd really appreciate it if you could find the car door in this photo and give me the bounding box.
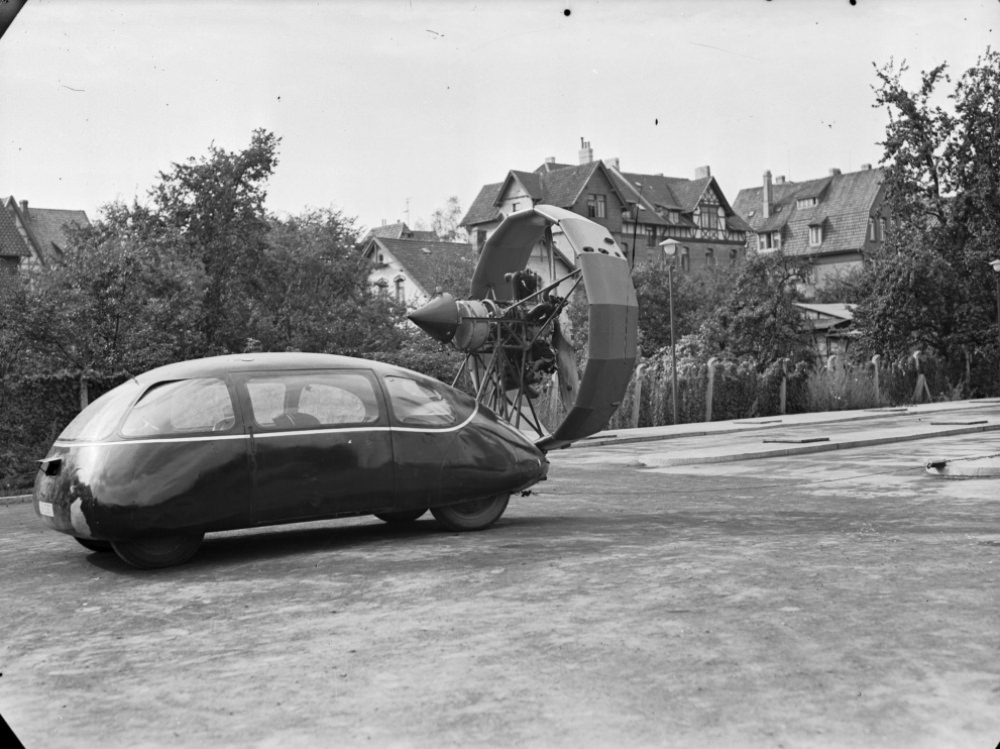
[382,372,467,508]
[237,369,395,525]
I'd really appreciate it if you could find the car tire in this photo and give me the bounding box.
[111,532,204,569]
[431,494,510,532]
[74,537,113,553]
[375,509,427,525]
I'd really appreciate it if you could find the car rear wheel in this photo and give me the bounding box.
[431,494,510,532]
[375,509,427,525]
[75,537,113,553]
[111,532,204,569]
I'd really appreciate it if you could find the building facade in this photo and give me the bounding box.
[461,139,750,283]
[732,166,887,288]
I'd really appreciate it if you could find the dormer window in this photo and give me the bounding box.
[758,232,782,252]
[809,225,823,246]
[796,198,818,209]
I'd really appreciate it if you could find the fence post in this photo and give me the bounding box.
[630,364,645,429]
[705,357,718,422]
[912,350,931,402]
[871,354,881,405]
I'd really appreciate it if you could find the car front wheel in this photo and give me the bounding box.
[431,494,510,532]
[111,532,204,569]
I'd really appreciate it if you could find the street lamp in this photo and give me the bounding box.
[990,260,1000,375]
[660,239,681,425]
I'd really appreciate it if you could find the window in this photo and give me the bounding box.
[586,194,607,219]
[758,232,782,251]
[878,217,886,241]
[122,378,236,437]
[245,372,380,430]
[729,247,739,266]
[868,218,876,241]
[512,202,520,213]
[809,225,823,246]
[706,248,715,268]
[59,379,143,441]
[383,374,472,427]
[646,225,656,246]
[796,198,818,209]
[697,206,720,230]
[680,246,690,272]
[395,277,405,303]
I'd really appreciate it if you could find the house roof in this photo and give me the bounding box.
[461,182,504,227]
[364,237,477,298]
[363,221,438,242]
[0,203,29,258]
[3,196,90,266]
[733,169,885,256]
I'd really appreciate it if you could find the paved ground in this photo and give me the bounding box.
[2,402,1000,748]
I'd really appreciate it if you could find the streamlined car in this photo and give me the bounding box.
[34,353,548,568]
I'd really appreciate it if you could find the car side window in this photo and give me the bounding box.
[245,371,380,430]
[121,378,236,438]
[383,375,459,427]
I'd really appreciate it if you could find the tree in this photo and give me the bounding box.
[250,208,405,355]
[691,251,814,367]
[151,128,281,352]
[632,263,737,353]
[854,50,1000,379]
[18,220,206,406]
[427,196,468,242]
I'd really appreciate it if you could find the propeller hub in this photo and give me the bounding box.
[408,293,460,344]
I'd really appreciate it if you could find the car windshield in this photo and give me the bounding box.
[382,374,474,427]
[58,379,143,442]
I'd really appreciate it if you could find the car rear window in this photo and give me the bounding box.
[245,371,380,430]
[121,378,236,438]
[58,379,143,442]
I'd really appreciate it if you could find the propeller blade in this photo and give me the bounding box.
[408,293,460,344]
[552,317,579,411]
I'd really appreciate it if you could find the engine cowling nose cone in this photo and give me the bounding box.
[409,293,460,343]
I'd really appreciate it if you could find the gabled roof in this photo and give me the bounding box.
[3,196,90,266]
[363,237,476,298]
[508,170,542,200]
[733,168,885,255]
[0,203,29,258]
[461,182,504,227]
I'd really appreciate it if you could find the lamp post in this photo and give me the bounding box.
[990,260,1000,380]
[660,239,680,424]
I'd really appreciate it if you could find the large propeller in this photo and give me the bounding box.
[409,205,638,451]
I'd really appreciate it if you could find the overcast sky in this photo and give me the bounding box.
[1,0,996,234]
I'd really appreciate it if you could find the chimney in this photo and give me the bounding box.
[694,165,711,179]
[762,171,773,219]
[578,137,593,165]
[545,156,556,165]
[603,157,620,170]
[775,175,786,185]
[19,199,28,218]
[829,168,842,176]
[860,163,872,171]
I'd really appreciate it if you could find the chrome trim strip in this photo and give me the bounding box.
[52,406,481,447]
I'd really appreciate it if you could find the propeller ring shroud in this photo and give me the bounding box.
[415,205,639,451]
